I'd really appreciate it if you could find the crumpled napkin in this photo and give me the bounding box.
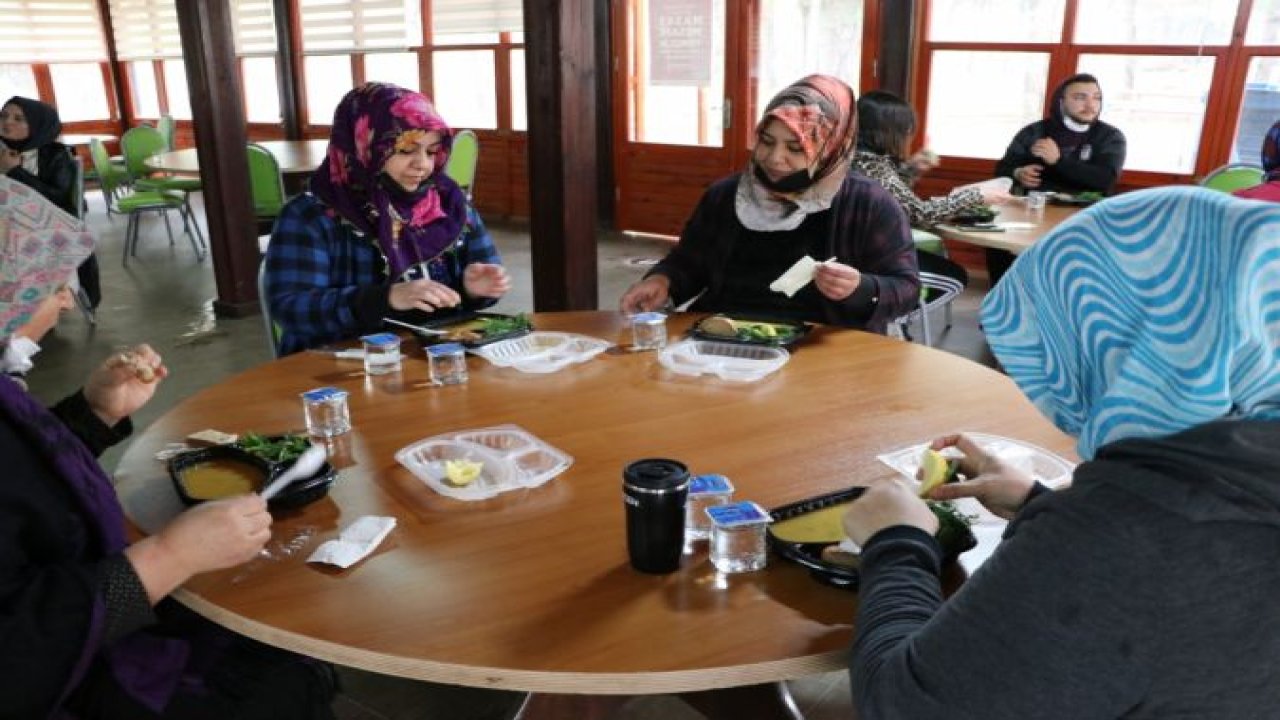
[307,516,397,568]
[769,255,835,297]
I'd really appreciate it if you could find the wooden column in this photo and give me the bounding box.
[175,0,260,316]
[877,0,916,99]
[523,0,600,311]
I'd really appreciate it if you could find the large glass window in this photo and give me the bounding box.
[1232,57,1280,164]
[926,51,1050,159]
[0,65,39,102]
[365,52,420,91]
[49,63,110,121]
[756,0,862,105]
[1075,0,1236,45]
[1245,0,1280,44]
[1080,53,1213,174]
[628,0,726,147]
[511,49,527,131]
[433,50,498,129]
[928,0,1065,43]
[242,57,281,124]
[128,61,161,119]
[162,59,192,120]
[304,55,354,125]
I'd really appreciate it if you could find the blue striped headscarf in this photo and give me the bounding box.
[981,186,1280,459]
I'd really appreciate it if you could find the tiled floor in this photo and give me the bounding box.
[28,191,992,719]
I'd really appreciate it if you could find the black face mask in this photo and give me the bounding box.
[753,164,813,194]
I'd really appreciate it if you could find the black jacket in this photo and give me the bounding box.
[5,142,77,215]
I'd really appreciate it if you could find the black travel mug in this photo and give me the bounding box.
[623,458,690,574]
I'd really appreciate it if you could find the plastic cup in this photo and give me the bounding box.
[684,474,735,546]
[707,501,771,573]
[360,332,402,375]
[1025,191,1048,221]
[630,312,668,351]
[301,386,351,438]
[427,343,468,385]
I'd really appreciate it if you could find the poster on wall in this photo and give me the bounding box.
[649,0,712,86]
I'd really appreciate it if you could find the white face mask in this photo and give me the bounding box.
[2,336,41,376]
[1062,115,1092,133]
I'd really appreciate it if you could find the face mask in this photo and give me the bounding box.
[753,164,814,194]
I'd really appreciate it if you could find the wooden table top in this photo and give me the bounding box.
[113,311,1074,695]
[143,139,328,175]
[59,133,118,147]
[936,202,1078,254]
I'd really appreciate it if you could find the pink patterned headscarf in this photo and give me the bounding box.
[0,176,95,339]
[310,83,467,277]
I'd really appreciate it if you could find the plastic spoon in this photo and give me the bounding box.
[260,445,327,500]
[383,317,447,336]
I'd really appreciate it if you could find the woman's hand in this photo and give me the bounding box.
[619,275,671,314]
[923,433,1038,520]
[84,344,167,427]
[126,494,272,603]
[813,261,861,301]
[842,477,939,547]
[389,279,462,312]
[463,263,511,299]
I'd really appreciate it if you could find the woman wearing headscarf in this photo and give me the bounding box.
[619,75,918,333]
[1233,119,1280,202]
[266,82,510,355]
[1,95,100,308]
[0,176,337,717]
[842,186,1280,718]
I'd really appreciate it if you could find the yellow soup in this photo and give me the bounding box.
[181,459,264,500]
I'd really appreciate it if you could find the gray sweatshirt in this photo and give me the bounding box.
[850,419,1280,719]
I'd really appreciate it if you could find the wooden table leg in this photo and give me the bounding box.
[512,693,629,720]
[680,681,804,720]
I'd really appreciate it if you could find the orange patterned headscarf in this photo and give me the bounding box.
[756,74,858,185]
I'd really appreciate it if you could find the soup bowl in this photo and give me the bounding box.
[169,444,336,511]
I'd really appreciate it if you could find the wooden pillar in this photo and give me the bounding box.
[174,0,260,316]
[877,0,916,99]
[523,0,600,311]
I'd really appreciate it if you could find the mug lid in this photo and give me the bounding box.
[623,458,689,491]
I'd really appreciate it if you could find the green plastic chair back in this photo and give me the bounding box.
[157,115,176,151]
[1200,164,1264,193]
[247,143,286,218]
[445,129,479,200]
[121,125,167,180]
[911,228,947,257]
[89,138,128,199]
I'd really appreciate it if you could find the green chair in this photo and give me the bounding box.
[90,138,204,266]
[445,129,479,200]
[1200,164,1264,193]
[247,143,286,220]
[121,125,207,248]
[157,114,176,151]
[68,156,96,325]
[910,228,947,257]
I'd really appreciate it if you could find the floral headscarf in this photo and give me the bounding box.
[981,186,1280,460]
[736,74,858,232]
[309,83,467,278]
[1261,120,1280,182]
[0,176,95,340]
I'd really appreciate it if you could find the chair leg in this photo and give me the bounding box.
[161,210,176,247]
[74,287,97,325]
[123,214,137,265]
[920,303,933,346]
[184,200,208,258]
[183,205,206,261]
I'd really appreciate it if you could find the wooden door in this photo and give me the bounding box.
[610,0,747,236]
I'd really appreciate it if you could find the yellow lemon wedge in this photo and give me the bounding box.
[769,503,852,544]
[918,448,954,497]
[444,459,484,486]
[750,323,778,338]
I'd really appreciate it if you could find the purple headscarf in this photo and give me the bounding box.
[309,83,467,278]
[1262,120,1280,182]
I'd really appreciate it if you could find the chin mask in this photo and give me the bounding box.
[753,165,814,194]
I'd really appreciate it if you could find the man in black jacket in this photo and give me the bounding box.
[995,73,1126,195]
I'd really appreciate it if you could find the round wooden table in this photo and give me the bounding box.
[936,202,1078,254]
[143,139,328,175]
[114,312,1073,718]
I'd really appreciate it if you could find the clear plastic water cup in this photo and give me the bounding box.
[684,474,735,547]
[706,501,771,573]
[301,386,351,438]
[427,343,469,385]
[360,332,402,375]
[630,312,668,351]
[1025,191,1048,221]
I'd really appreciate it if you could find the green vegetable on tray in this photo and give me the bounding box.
[736,323,798,343]
[476,314,531,336]
[1075,191,1104,202]
[929,500,977,554]
[238,432,311,464]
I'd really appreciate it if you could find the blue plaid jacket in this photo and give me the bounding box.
[265,192,501,355]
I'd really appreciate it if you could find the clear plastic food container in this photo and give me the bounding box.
[469,331,610,373]
[395,424,573,501]
[657,339,789,382]
[876,432,1075,491]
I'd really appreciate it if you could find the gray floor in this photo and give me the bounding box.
[27,190,992,720]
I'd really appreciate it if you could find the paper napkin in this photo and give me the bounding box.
[307,516,397,568]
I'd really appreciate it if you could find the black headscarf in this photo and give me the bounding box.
[2,96,62,152]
